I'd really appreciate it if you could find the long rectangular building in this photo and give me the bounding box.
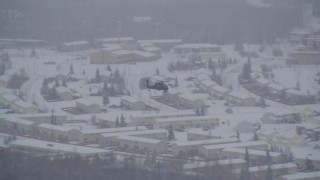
[153,116,219,130]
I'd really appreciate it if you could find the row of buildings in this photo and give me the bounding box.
[253,76,315,104]
[196,74,257,106]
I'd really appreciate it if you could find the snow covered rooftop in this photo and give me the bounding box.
[111,50,133,56]
[138,39,182,43]
[154,116,218,123]
[227,91,251,99]
[117,135,162,144]
[130,110,196,119]
[268,82,286,91]
[14,100,35,108]
[142,46,161,51]
[101,129,167,137]
[81,126,147,134]
[1,93,18,102]
[281,171,320,180]
[38,123,78,132]
[286,89,309,96]
[183,158,246,169]
[64,41,89,46]
[223,147,281,157]
[255,77,271,86]
[203,141,268,150]
[4,117,34,125]
[121,95,143,103]
[175,44,220,48]
[174,137,238,147]
[10,139,111,155]
[0,75,11,81]
[210,85,230,93]
[56,86,72,94]
[133,50,157,58]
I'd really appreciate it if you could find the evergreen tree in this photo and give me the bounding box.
[120,114,126,127]
[167,126,175,140]
[54,79,59,87]
[208,58,213,70]
[305,158,314,170]
[114,68,121,82]
[200,106,206,116]
[174,77,178,87]
[0,62,5,75]
[42,77,48,89]
[115,116,119,127]
[265,165,273,180]
[266,148,271,163]
[236,131,240,140]
[103,82,108,94]
[259,97,266,107]
[96,68,100,82]
[103,94,109,105]
[245,147,250,164]
[70,64,74,74]
[107,64,111,71]
[156,67,160,75]
[196,108,200,116]
[31,47,36,57]
[82,70,86,75]
[247,57,252,74]
[62,79,67,87]
[253,131,259,141]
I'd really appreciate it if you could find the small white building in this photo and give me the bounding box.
[132,50,159,62]
[76,98,101,114]
[141,46,162,56]
[56,86,73,100]
[208,85,230,99]
[153,116,219,130]
[261,112,301,124]
[121,95,146,110]
[285,89,315,104]
[234,121,257,133]
[10,100,38,114]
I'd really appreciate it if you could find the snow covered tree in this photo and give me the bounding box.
[241,62,251,80]
[247,57,252,74]
[167,126,175,140]
[96,68,100,82]
[156,67,160,75]
[208,58,213,70]
[54,79,59,87]
[200,106,206,116]
[42,77,48,88]
[114,68,121,82]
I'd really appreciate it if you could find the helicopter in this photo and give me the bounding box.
[140,77,169,92]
